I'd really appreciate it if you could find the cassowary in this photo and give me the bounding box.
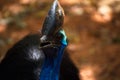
[0,0,79,80]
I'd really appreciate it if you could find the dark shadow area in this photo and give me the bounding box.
[60,50,80,80]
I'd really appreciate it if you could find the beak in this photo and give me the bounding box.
[40,0,64,44]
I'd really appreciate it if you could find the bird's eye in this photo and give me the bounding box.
[55,31,63,41]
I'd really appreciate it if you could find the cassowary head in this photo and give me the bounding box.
[40,0,67,49]
[39,0,68,80]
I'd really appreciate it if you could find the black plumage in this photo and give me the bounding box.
[0,0,79,80]
[0,34,44,80]
[0,35,79,80]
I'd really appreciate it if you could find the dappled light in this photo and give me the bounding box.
[0,24,7,32]
[19,0,37,4]
[0,0,120,80]
[60,0,81,5]
[7,4,24,15]
[80,65,97,80]
[91,5,113,23]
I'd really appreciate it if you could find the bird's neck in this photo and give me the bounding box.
[39,44,66,80]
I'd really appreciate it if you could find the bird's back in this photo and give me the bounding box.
[0,34,45,80]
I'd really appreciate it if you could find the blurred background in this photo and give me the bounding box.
[0,0,120,80]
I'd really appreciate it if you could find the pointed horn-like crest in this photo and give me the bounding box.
[41,0,64,37]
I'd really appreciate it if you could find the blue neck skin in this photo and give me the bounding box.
[39,30,67,80]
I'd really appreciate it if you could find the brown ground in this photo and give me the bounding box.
[0,0,120,80]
